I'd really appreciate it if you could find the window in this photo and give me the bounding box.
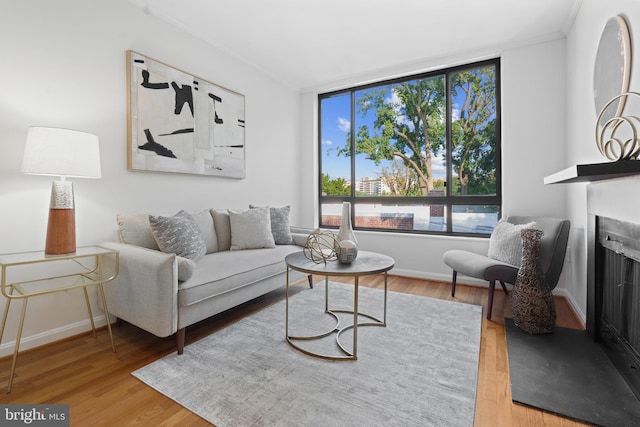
[319,58,501,236]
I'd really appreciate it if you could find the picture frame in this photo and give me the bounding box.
[127,50,246,178]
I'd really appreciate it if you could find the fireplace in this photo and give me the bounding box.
[588,214,640,400]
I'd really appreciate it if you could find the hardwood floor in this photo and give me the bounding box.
[0,275,588,426]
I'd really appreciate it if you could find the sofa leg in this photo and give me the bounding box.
[177,328,185,355]
[487,280,496,320]
[307,274,313,289]
[451,271,457,297]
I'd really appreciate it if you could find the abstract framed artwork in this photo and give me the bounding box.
[127,50,245,178]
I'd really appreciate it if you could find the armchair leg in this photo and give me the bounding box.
[177,328,185,355]
[307,274,313,289]
[451,271,458,297]
[499,280,509,295]
[487,280,496,320]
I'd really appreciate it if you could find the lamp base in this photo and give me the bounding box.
[45,208,76,255]
[45,180,76,255]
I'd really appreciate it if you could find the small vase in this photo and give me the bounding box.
[511,228,556,334]
[337,202,358,246]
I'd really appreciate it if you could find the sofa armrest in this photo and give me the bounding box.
[100,241,178,338]
[290,226,319,246]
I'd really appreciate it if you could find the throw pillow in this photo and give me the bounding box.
[176,256,197,282]
[116,213,159,250]
[192,209,219,254]
[228,206,276,250]
[487,220,538,267]
[211,209,232,251]
[249,205,294,245]
[149,210,207,261]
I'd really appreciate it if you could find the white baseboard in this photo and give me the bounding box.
[392,268,587,325]
[391,268,490,287]
[0,315,110,359]
[552,288,586,327]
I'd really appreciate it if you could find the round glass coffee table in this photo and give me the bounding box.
[285,250,395,360]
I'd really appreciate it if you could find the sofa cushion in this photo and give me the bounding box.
[116,213,159,250]
[250,205,294,245]
[229,207,276,250]
[487,220,538,267]
[192,209,218,254]
[149,210,207,261]
[178,245,302,307]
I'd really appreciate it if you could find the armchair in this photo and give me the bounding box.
[442,216,570,320]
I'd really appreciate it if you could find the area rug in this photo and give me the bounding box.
[133,283,482,426]
[505,318,640,426]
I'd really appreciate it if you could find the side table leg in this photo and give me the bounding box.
[83,286,97,339]
[0,291,13,346]
[7,298,28,393]
[353,276,359,360]
[97,283,116,353]
[383,271,388,326]
[285,267,289,339]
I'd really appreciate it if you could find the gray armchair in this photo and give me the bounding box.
[442,216,570,320]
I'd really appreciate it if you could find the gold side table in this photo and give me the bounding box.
[0,245,119,393]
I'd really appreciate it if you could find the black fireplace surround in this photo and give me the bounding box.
[588,215,640,400]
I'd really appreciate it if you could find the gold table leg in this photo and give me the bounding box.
[83,286,97,339]
[5,298,28,393]
[98,283,116,353]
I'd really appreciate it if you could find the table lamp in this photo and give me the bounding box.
[21,127,101,254]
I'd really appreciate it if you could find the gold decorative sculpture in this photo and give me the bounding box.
[303,231,339,263]
[596,92,640,161]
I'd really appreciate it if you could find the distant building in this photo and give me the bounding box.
[356,177,389,195]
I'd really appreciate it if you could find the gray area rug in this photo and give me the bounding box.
[133,282,482,426]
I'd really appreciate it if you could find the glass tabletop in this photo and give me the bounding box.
[0,246,116,266]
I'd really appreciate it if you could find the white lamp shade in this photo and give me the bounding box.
[22,127,101,178]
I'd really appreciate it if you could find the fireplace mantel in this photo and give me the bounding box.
[544,160,640,184]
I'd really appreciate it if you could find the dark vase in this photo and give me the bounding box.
[511,228,556,334]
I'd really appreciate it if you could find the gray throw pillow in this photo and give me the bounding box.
[487,220,538,267]
[229,207,276,250]
[249,205,294,245]
[149,210,207,261]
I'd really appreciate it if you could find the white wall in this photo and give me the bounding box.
[300,39,569,284]
[564,0,640,322]
[0,0,301,356]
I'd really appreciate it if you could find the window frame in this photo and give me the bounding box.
[318,58,502,237]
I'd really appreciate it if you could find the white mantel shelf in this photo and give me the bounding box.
[544,160,640,184]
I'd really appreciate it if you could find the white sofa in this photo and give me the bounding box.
[100,206,312,354]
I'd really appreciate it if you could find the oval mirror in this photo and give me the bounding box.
[593,15,632,124]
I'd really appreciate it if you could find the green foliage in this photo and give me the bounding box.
[321,173,350,196]
[450,66,497,195]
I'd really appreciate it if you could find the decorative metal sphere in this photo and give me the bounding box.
[303,231,339,263]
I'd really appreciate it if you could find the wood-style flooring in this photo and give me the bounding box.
[0,275,588,426]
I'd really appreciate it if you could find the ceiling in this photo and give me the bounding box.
[128,0,582,90]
